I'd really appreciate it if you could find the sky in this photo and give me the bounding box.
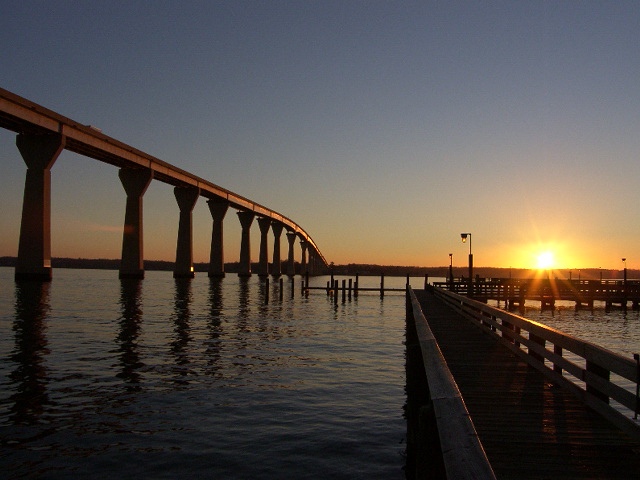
[1,1,639,270]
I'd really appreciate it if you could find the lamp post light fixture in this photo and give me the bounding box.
[461,233,473,297]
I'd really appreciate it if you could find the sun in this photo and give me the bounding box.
[536,251,555,270]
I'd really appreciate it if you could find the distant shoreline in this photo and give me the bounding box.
[0,256,632,280]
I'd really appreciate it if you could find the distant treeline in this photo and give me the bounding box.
[0,257,632,280]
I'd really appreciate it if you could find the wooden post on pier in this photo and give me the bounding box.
[265,277,269,305]
[380,274,385,298]
[529,334,546,363]
[355,273,359,298]
[554,345,563,374]
[586,361,610,404]
[280,278,284,301]
[348,278,352,300]
[342,279,346,303]
[424,274,429,291]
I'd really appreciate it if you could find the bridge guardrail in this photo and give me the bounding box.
[406,287,496,480]
[432,286,640,441]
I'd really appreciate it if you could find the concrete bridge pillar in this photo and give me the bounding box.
[118,168,153,279]
[173,187,200,278]
[15,133,65,281]
[237,211,255,277]
[308,249,316,275]
[286,231,297,277]
[257,217,271,277]
[207,198,228,277]
[300,240,308,275]
[270,222,283,277]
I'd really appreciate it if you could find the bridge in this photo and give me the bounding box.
[405,285,640,479]
[0,87,328,281]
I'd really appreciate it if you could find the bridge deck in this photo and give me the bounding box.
[415,289,640,480]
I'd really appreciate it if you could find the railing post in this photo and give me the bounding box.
[529,333,546,363]
[586,361,610,404]
[554,345,563,374]
[634,353,639,420]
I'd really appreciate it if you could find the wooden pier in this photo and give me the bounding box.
[406,286,640,480]
[434,277,640,311]
[303,273,417,300]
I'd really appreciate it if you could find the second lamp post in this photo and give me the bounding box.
[461,233,473,297]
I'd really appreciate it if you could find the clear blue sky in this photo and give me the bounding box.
[1,1,639,269]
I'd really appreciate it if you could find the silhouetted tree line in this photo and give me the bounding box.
[0,257,633,280]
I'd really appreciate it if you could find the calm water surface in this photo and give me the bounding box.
[3,269,639,479]
[0,268,412,479]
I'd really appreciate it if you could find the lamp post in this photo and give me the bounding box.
[449,253,453,291]
[622,258,628,310]
[461,233,472,297]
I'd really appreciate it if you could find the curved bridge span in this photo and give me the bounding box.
[0,87,328,280]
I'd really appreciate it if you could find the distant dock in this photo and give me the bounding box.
[434,277,640,311]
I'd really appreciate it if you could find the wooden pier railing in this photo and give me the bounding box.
[432,286,640,441]
[405,287,496,480]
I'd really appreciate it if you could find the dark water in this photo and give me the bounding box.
[0,268,412,479]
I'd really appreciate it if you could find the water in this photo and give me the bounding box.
[3,270,639,479]
[0,268,414,480]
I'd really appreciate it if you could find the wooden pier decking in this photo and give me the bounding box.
[413,288,640,480]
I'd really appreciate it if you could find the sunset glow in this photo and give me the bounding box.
[536,251,555,270]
